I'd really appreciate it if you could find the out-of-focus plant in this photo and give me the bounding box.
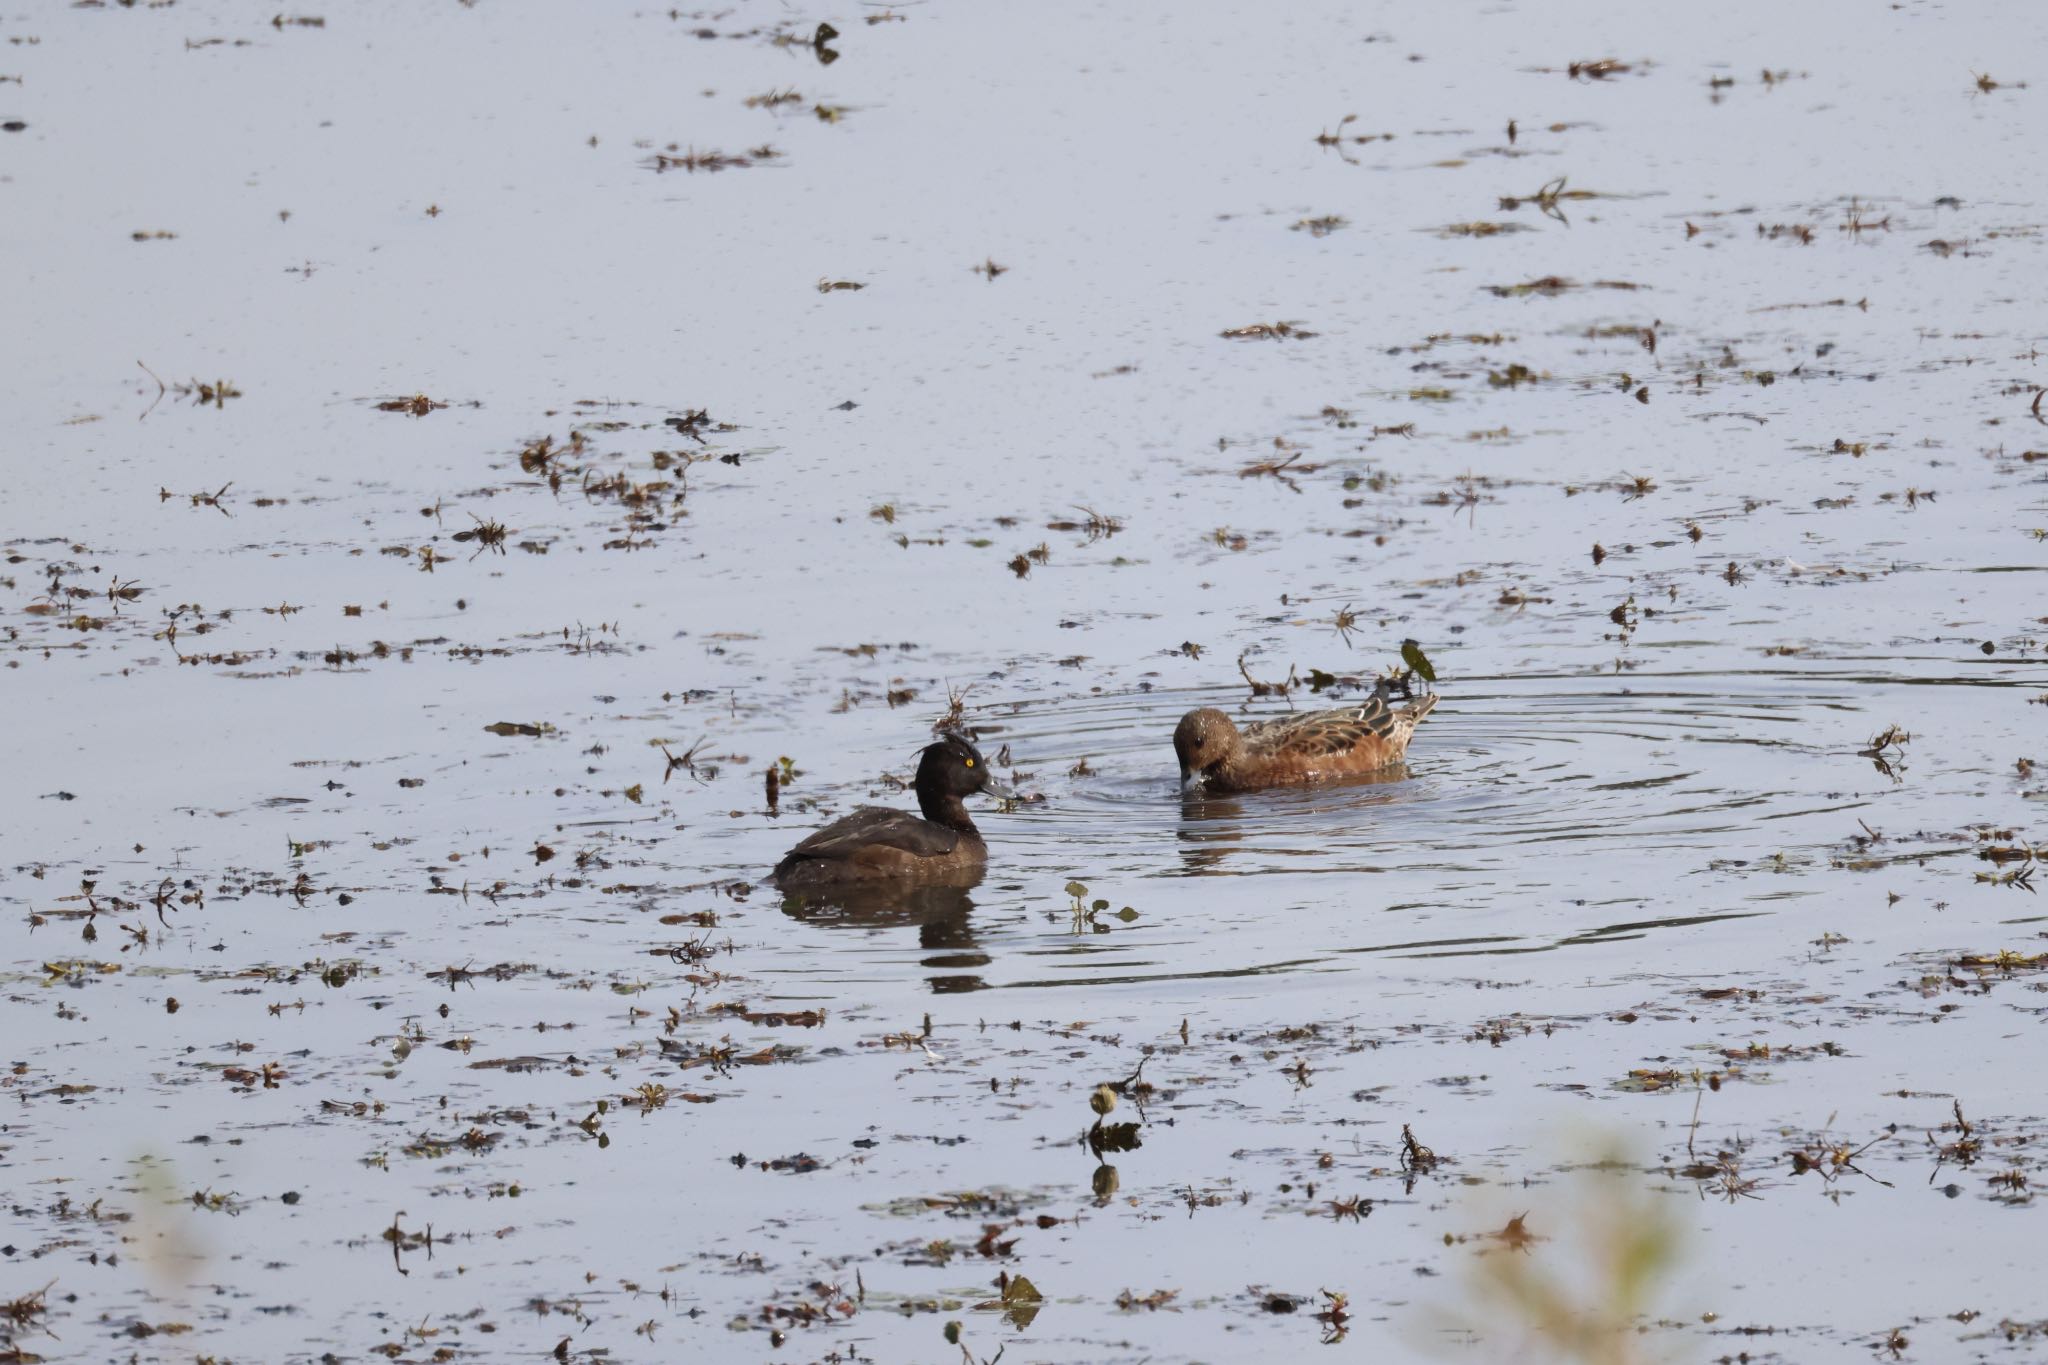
[1436,1142,1685,1365]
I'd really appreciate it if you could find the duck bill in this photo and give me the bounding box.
[1179,765,1206,795]
[980,777,1020,802]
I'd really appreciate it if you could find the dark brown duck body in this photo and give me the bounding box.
[771,734,1001,886]
[1175,688,1437,793]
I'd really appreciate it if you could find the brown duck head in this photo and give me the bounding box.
[1173,707,1240,791]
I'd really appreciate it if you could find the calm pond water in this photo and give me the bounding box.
[6,0,2047,1361]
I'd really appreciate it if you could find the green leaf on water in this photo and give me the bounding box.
[977,1272,1046,1329]
[1400,639,1437,683]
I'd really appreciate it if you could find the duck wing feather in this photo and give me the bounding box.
[1242,691,1436,759]
[779,807,963,864]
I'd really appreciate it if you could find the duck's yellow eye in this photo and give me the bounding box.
[964,757,976,767]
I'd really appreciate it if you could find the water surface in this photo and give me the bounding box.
[5,1,2047,1360]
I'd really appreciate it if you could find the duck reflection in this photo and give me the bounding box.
[1175,763,1411,873]
[1175,789,1249,873]
[778,866,990,993]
